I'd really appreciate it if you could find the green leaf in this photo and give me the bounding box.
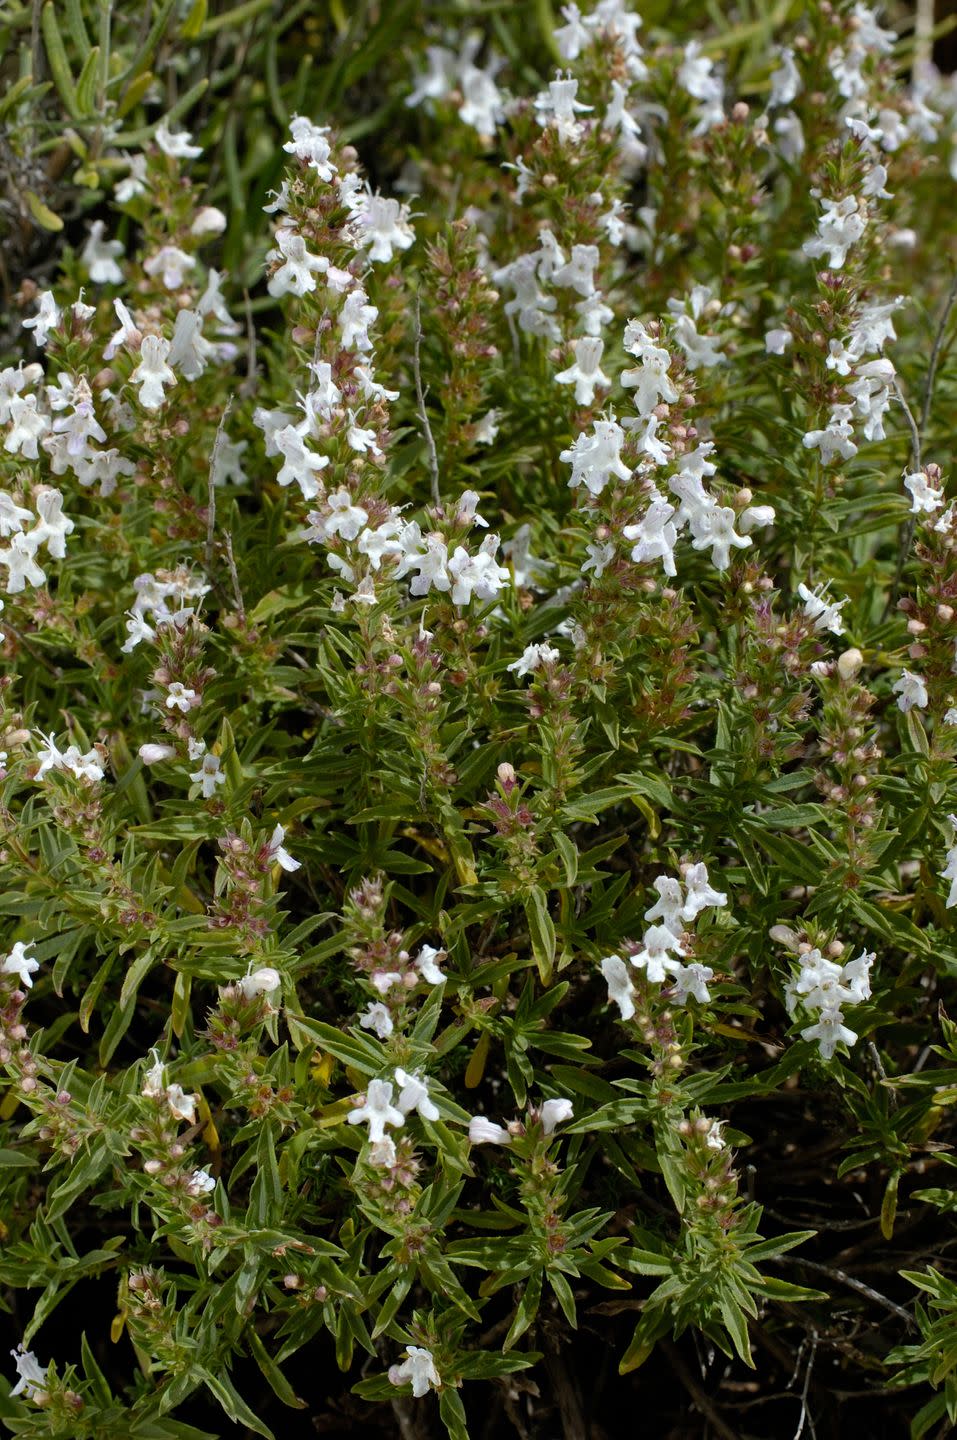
[201,1372,274,1439]
[24,190,63,232]
[246,1328,305,1410]
[523,885,555,984]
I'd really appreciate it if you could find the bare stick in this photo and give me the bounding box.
[662,1341,739,1440]
[223,532,245,621]
[413,295,441,507]
[792,1329,818,1440]
[920,269,957,434]
[780,1256,917,1328]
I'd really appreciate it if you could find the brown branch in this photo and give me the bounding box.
[413,295,441,507]
[661,1340,739,1440]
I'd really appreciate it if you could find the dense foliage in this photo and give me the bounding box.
[0,1,956,1436]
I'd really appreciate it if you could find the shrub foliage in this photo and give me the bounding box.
[0,1,956,1436]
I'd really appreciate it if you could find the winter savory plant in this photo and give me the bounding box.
[0,0,957,1436]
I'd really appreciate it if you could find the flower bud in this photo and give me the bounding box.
[837,647,863,681]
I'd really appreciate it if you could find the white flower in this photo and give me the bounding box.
[189,752,225,798]
[803,194,866,270]
[103,297,141,360]
[353,190,415,263]
[190,206,228,236]
[357,521,404,570]
[394,530,450,597]
[371,970,402,995]
[22,291,61,346]
[644,876,685,934]
[555,337,611,406]
[415,944,446,984]
[552,243,600,297]
[582,539,615,578]
[302,363,343,423]
[846,359,895,442]
[492,252,559,340]
[139,743,176,765]
[30,487,73,559]
[621,324,678,417]
[798,581,849,636]
[892,669,928,712]
[631,924,685,983]
[62,745,103,783]
[600,955,636,1019]
[187,1168,216,1195]
[0,533,45,594]
[769,46,801,107]
[457,44,506,139]
[468,1115,512,1145]
[267,228,328,298]
[165,682,196,713]
[283,116,337,179]
[267,823,301,872]
[802,405,857,465]
[455,490,489,530]
[197,268,240,334]
[623,494,679,576]
[122,611,156,653]
[1,941,39,989]
[131,335,176,409]
[9,1345,47,1401]
[34,731,66,779]
[561,417,631,496]
[507,642,559,678]
[679,40,724,133]
[842,949,874,1003]
[211,434,248,488]
[348,1078,405,1143]
[353,363,397,405]
[165,1083,197,1123]
[168,309,213,381]
[765,327,793,354]
[5,394,49,459]
[115,152,148,201]
[447,536,509,607]
[704,1119,726,1150]
[395,1068,440,1122]
[359,1002,393,1038]
[534,73,593,141]
[142,1052,166,1098]
[540,1098,574,1134]
[155,122,202,158]
[238,967,281,999]
[680,862,727,920]
[346,415,381,456]
[739,504,776,534]
[473,408,502,445]
[904,470,945,515]
[801,1009,858,1060]
[389,1346,440,1399]
[82,220,124,284]
[274,426,329,500]
[942,817,957,907]
[688,505,751,572]
[669,962,714,1005]
[143,245,195,290]
[322,489,369,542]
[339,289,378,352]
